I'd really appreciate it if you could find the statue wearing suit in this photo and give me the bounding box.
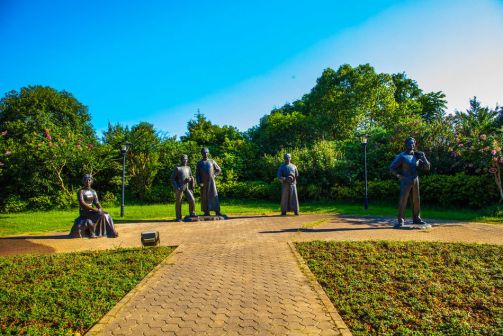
[171,155,196,221]
[390,137,430,227]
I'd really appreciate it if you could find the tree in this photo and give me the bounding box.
[0,86,98,207]
[181,112,244,152]
[127,122,162,200]
[181,112,257,180]
[419,91,447,122]
[305,64,399,140]
[247,108,316,154]
[0,86,93,140]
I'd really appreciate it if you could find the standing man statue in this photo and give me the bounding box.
[171,154,196,221]
[390,137,431,228]
[196,147,222,216]
[278,153,300,216]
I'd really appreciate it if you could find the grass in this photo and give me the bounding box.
[0,199,500,237]
[296,241,503,336]
[0,246,175,335]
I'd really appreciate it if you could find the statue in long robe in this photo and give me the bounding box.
[70,174,118,238]
[277,153,299,215]
[196,147,222,216]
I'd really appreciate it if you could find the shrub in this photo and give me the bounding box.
[421,173,498,208]
[145,184,174,203]
[53,192,77,210]
[28,196,53,210]
[100,191,118,206]
[218,180,280,201]
[1,195,28,213]
[328,173,499,209]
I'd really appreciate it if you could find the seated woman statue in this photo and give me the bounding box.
[70,174,118,238]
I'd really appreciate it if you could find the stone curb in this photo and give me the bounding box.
[287,241,353,336]
[85,245,184,335]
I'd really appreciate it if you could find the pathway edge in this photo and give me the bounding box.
[85,245,184,335]
[287,241,353,336]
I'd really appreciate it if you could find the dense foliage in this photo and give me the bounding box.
[1,64,502,213]
[297,241,503,335]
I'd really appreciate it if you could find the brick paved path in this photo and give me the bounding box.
[89,241,346,335]
[2,214,502,335]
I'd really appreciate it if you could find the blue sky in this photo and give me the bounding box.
[1,0,502,137]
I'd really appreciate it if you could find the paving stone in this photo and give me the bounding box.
[83,220,352,335]
[159,323,178,332]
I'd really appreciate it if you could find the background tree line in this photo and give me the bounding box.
[0,64,502,213]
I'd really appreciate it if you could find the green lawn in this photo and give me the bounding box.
[296,241,503,335]
[0,246,175,335]
[0,199,500,236]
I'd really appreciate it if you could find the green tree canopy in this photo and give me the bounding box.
[0,86,99,207]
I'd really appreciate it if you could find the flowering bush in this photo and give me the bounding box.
[28,128,114,197]
[452,122,503,203]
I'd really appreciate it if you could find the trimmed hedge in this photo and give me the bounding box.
[218,180,281,202]
[227,173,499,209]
[1,173,498,212]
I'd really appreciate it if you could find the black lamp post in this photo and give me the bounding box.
[361,134,369,210]
[120,141,131,217]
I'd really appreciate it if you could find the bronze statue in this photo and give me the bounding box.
[390,137,430,227]
[196,147,222,216]
[278,153,299,215]
[70,174,118,238]
[171,154,196,221]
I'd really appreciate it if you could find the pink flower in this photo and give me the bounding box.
[458,143,464,147]
[76,144,82,149]
[489,167,497,174]
[491,149,497,155]
[43,128,51,140]
[500,157,503,163]
[87,143,94,149]
[1,130,7,137]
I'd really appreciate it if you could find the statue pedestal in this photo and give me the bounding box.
[399,223,432,230]
[184,215,228,222]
